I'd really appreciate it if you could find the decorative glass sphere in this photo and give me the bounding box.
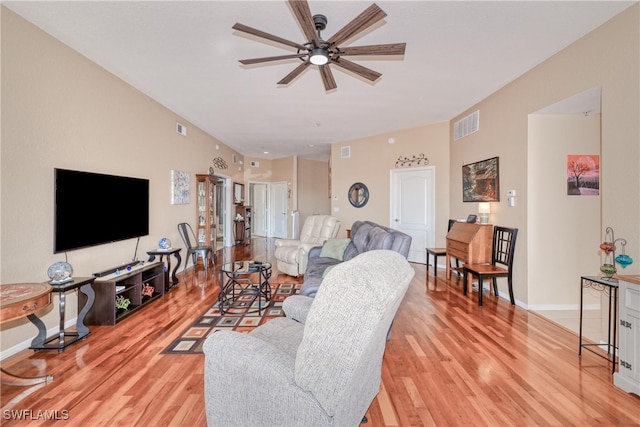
[615,254,633,268]
[158,238,172,250]
[600,263,617,278]
[47,262,73,283]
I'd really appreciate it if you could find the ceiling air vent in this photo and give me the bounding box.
[453,110,479,141]
[340,146,351,158]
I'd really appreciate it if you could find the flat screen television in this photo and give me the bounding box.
[54,168,149,253]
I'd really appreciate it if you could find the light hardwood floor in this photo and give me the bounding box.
[1,238,638,426]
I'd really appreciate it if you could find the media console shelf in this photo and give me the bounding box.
[78,262,165,325]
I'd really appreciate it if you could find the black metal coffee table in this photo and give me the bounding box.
[218,261,272,314]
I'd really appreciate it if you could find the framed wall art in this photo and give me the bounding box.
[567,154,599,196]
[171,170,190,204]
[462,157,500,202]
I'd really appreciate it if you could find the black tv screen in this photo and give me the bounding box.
[54,168,149,253]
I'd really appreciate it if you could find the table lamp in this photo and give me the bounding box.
[478,202,491,224]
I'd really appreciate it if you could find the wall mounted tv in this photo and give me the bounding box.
[54,168,149,253]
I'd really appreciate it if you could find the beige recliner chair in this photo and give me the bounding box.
[274,215,340,277]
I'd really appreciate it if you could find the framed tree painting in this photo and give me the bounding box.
[463,157,500,202]
[567,154,599,195]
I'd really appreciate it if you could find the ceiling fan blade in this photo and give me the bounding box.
[337,43,406,57]
[239,54,307,65]
[330,58,381,82]
[319,65,337,91]
[326,4,387,47]
[233,23,307,50]
[288,0,320,47]
[278,61,311,85]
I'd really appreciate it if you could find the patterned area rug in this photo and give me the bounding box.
[162,282,300,355]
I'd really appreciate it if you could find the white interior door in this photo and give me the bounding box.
[390,167,435,263]
[251,183,268,237]
[270,182,288,238]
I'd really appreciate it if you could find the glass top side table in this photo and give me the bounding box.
[579,275,619,374]
[218,261,272,315]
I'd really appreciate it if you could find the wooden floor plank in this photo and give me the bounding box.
[1,238,639,426]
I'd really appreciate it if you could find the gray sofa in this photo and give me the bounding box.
[300,220,412,297]
[203,250,415,427]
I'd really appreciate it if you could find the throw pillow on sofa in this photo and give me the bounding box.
[319,238,351,261]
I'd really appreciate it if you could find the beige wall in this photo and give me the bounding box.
[528,114,601,308]
[330,123,450,241]
[0,9,240,353]
[244,157,274,182]
[297,158,331,228]
[448,5,639,306]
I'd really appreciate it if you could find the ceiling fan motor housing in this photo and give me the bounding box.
[313,14,327,32]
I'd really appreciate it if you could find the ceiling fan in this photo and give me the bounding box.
[232,1,406,91]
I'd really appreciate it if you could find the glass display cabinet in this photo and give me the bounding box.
[196,174,217,251]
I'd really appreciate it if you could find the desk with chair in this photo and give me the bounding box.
[446,222,493,281]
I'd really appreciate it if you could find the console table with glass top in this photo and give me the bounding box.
[579,275,619,374]
[218,261,272,314]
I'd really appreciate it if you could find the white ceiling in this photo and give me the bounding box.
[4,1,635,160]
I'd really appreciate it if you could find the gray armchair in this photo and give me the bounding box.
[202,250,415,427]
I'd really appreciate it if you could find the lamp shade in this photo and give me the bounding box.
[478,202,491,214]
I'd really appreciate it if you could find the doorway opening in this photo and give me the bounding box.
[527,86,602,340]
[249,181,288,238]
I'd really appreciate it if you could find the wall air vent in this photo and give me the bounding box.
[176,122,187,136]
[340,146,351,158]
[453,110,479,141]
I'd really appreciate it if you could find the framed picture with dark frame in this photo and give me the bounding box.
[462,157,500,202]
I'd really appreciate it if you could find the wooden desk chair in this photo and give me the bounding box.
[463,226,518,306]
[425,219,459,278]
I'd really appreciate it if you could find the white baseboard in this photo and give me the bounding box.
[528,303,601,311]
[1,317,78,361]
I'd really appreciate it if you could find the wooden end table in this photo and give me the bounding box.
[0,283,54,386]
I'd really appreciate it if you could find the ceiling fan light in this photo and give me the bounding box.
[309,48,329,65]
